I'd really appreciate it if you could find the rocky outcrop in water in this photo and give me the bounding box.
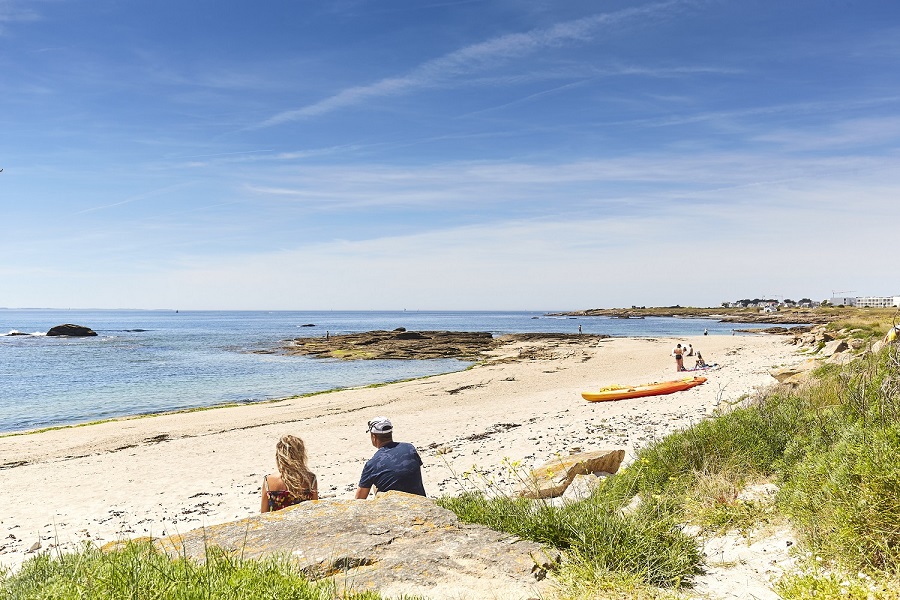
[46,324,97,337]
[270,330,608,361]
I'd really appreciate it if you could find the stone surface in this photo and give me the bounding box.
[825,352,855,366]
[561,473,606,502]
[769,359,817,384]
[156,492,560,599]
[45,323,97,337]
[519,449,624,499]
[819,339,848,357]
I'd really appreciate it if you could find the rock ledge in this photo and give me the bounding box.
[155,492,559,599]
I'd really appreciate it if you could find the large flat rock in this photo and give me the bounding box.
[157,492,559,599]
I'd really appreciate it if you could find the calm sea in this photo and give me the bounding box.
[1,309,750,434]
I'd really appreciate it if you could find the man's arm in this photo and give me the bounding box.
[355,486,371,499]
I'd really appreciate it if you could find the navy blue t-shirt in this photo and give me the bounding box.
[359,441,426,496]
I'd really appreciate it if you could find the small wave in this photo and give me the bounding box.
[3,330,46,337]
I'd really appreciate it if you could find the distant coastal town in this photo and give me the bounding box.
[721,294,900,310]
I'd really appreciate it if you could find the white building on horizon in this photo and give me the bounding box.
[830,296,857,306]
[855,296,900,309]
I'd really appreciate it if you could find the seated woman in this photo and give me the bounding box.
[694,353,708,369]
[260,435,319,513]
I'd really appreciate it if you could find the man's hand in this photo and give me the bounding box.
[355,486,371,499]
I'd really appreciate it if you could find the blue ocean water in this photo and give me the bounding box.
[0,309,756,434]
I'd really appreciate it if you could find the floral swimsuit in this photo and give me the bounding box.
[264,475,316,512]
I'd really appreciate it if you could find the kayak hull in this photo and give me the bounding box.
[582,376,707,402]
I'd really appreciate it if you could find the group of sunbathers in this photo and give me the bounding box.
[260,416,426,513]
[671,343,714,372]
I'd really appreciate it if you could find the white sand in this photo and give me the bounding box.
[0,334,803,579]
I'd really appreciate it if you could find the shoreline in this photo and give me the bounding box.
[2,330,745,438]
[0,333,805,572]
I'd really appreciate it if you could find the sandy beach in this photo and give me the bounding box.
[0,333,803,574]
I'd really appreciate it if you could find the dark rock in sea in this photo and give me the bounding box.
[46,324,98,337]
[300,323,316,327]
[7,331,30,336]
[393,327,406,332]
[394,331,429,340]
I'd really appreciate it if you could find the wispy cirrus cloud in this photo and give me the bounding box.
[0,0,40,34]
[73,182,196,215]
[259,0,688,127]
[0,0,39,22]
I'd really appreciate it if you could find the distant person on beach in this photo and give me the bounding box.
[578,325,582,334]
[704,328,708,336]
[260,435,318,513]
[356,416,426,499]
[685,343,694,356]
[671,343,686,372]
[694,353,708,368]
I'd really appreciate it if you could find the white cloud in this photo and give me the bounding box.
[752,116,900,151]
[259,1,687,126]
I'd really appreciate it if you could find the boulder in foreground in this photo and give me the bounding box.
[155,492,560,599]
[46,324,97,337]
[769,359,817,385]
[519,449,625,499]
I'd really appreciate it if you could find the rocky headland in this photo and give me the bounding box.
[267,329,609,361]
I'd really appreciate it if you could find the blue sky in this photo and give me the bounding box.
[1,0,898,309]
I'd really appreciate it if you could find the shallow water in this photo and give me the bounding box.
[0,309,770,433]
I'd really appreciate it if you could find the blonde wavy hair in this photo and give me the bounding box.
[275,435,316,495]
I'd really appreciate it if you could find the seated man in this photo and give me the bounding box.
[355,416,426,499]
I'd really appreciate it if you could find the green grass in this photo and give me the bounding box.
[0,540,388,600]
[777,571,900,600]
[437,489,703,588]
[827,309,899,339]
[437,344,900,593]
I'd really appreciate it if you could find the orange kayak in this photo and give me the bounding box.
[582,376,707,402]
